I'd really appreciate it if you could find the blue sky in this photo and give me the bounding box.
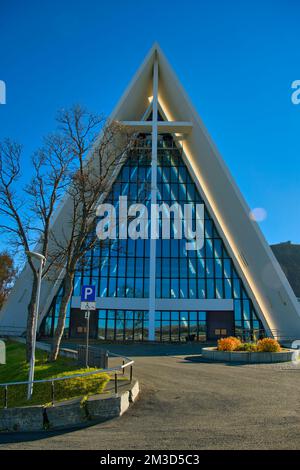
[0,0,300,245]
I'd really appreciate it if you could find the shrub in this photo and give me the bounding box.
[256,338,281,352]
[217,336,242,351]
[0,372,110,409]
[237,342,257,352]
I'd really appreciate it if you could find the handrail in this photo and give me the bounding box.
[0,326,26,332]
[235,328,299,341]
[0,350,134,388]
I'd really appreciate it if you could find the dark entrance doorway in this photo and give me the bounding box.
[206,311,235,341]
[69,308,98,339]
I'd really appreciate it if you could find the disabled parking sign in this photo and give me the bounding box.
[80,285,96,310]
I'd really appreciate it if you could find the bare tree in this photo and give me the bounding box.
[48,106,132,360]
[0,104,135,362]
[0,135,72,361]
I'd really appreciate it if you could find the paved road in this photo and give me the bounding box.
[0,344,300,450]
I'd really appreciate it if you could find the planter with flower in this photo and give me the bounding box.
[202,337,294,363]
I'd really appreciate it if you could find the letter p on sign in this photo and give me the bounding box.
[81,285,96,302]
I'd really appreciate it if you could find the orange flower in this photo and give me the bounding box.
[217,336,242,351]
[256,338,281,352]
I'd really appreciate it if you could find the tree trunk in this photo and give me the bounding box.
[26,272,38,363]
[50,272,74,361]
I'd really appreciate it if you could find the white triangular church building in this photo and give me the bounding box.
[1,43,300,343]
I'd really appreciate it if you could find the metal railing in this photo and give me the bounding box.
[0,326,26,337]
[231,328,299,344]
[268,329,300,343]
[0,350,134,409]
[1,325,298,344]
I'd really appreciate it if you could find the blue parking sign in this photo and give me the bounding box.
[81,285,96,302]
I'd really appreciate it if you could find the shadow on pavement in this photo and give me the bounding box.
[0,417,114,444]
[182,355,255,366]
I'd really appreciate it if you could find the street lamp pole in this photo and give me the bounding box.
[26,251,46,400]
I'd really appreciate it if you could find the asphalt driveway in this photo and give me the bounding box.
[0,343,299,450]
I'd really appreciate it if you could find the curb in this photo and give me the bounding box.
[0,380,139,433]
[201,347,294,363]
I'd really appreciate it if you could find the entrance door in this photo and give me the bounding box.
[206,311,235,341]
[69,309,98,339]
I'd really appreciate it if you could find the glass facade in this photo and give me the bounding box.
[98,310,148,342]
[40,133,265,342]
[157,137,237,301]
[73,138,152,300]
[154,311,206,342]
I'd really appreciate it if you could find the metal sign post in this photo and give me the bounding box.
[85,310,90,368]
[81,286,96,369]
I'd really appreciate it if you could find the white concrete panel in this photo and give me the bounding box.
[71,296,234,312]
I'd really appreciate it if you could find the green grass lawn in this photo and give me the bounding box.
[0,341,110,408]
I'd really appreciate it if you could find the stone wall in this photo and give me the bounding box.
[0,405,44,432]
[202,347,294,363]
[0,380,139,433]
